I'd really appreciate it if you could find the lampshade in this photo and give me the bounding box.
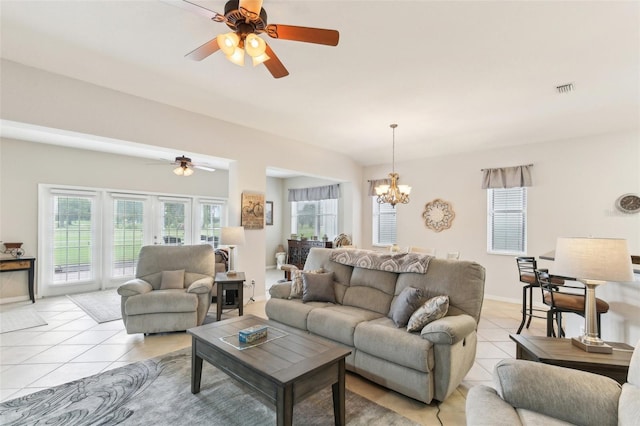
[221,226,245,247]
[553,237,633,283]
[245,34,267,57]
[217,32,240,56]
[227,47,245,66]
[251,52,270,66]
[173,165,193,176]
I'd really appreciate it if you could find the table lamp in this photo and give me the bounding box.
[221,226,245,276]
[552,237,633,353]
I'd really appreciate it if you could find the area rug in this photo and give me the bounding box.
[0,347,419,426]
[67,289,121,323]
[0,308,47,334]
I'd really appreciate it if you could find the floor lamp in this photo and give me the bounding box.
[221,226,245,276]
[553,237,633,353]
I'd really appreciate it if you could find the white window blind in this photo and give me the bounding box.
[199,201,224,247]
[372,197,397,245]
[111,197,145,278]
[487,187,527,254]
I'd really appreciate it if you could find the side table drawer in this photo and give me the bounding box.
[0,260,31,271]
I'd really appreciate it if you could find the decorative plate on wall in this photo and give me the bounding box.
[422,199,455,232]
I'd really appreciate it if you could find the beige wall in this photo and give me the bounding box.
[364,130,640,343]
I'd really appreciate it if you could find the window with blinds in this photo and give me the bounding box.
[290,199,337,238]
[160,199,188,245]
[199,201,224,247]
[487,187,527,254]
[372,197,397,245]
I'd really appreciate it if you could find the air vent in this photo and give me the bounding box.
[556,83,575,94]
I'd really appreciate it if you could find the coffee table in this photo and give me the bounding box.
[510,334,633,384]
[188,315,352,426]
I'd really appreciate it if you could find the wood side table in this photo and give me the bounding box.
[214,272,245,321]
[0,257,36,303]
[510,334,633,384]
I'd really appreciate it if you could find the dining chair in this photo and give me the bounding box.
[515,256,547,334]
[407,246,436,256]
[535,269,609,338]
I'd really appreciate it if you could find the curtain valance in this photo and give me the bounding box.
[367,178,391,196]
[481,164,533,189]
[288,184,340,201]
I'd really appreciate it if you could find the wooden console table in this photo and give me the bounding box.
[510,334,633,384]
[0,257,36,303]
[287,239,332,269]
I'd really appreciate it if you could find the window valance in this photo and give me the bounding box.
[288,184,340,201]
[367,178,391,196]
[481,164,533,189]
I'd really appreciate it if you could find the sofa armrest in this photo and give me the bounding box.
[117,279,153,297]
[269,281,292,299]
[466,385,523,426]
[495,359,620,426]
[420,314,476,344]
[187,277,214,294]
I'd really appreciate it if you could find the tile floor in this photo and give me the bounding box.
[0,270,549,425]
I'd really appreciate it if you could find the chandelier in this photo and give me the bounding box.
[375,124,411,207]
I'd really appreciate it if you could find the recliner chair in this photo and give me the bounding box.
[117,244,215,334]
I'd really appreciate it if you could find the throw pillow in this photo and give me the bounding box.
[160,269,185,290]
[388,287,423,328]
[302,272,336,303]
[407,295,449,332]
[289,268,323,299]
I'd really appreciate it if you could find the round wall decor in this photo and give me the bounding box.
[422,199,455,232]
[615,193,640,214]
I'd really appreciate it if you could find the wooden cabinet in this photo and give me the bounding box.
[288,239,332,269]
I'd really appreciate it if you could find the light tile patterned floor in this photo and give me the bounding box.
[0,270,548,425]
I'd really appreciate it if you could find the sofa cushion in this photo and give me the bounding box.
[618,383,640,425]
[289,268,324,299]
[302,272,336,303]
[307,305,382,346]
[161,269,185,289]
[388,286,423,327]
[125,290,198,315]
[342,267,396,315]
[354,316,435,372]
[407,295,449,332]
[264,298,331,331]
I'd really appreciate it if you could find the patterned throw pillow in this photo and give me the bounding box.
[289,268,323,299]
[406,295,449,332]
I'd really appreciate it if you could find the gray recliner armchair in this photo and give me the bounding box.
[466,339,640,426]
[117,244,215,334]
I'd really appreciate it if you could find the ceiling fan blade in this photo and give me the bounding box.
[266,24,339,46]
[172,0,226,23]
[185,38,220,61]
[239,0,263,15]
[263,43,289,79]
[193,165,216,172]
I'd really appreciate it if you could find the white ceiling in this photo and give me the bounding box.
[1,0,638,168]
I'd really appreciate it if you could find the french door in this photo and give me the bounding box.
[39,185,224,297]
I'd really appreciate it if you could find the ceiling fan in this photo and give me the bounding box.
[170,155,216,176]
[178,0,340,78]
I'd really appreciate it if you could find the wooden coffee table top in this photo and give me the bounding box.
[188,315,351,385]
[510,334,633,367]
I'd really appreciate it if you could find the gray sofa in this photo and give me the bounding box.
[265,247,486,403]
[466,339,640,425]
[117,244,215,334]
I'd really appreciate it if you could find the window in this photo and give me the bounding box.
[291,199,337,238]
[372,197,397,245]
[111,197,145,278]
[199,201,224,247]
[487,187,527,254]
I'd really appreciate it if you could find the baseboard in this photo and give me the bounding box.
[0,295,32,305]
[266,265,277,270]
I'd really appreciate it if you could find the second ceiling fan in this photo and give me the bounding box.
[180,0,340,78]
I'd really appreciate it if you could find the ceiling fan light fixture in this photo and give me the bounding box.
[217,32,240,56]
[251,52,270,66]
[245,34,266,57]
[226,46,245,66]
[173,166,185,176]
[182,167,194,176]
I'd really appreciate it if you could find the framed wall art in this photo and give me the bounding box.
[265,201,274,226]
[241,192,265,229]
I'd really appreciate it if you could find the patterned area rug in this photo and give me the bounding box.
[0,347,419,426]
[0,308,47,334]
[67,289,121,323]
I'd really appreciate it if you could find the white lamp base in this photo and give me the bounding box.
[571,336,613,354]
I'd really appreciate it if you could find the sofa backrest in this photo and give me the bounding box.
[304,248,486,322]
[136,244,215,289]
